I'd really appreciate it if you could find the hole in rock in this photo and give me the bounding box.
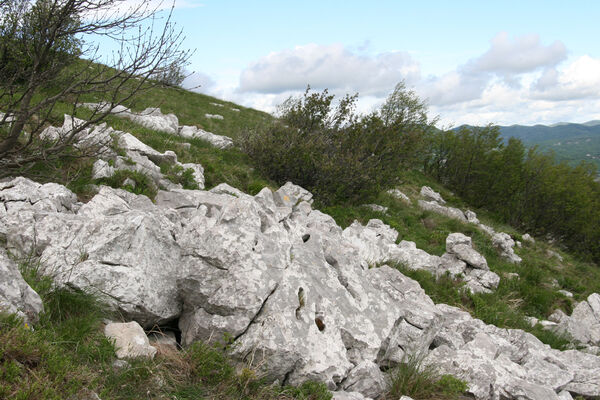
[295,287,305,319]
[149,319,182,348]
[314,316,325,332]
[302,233,310,243]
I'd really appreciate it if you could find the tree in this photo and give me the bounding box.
[0,0,191,175]
[241,83,436,204]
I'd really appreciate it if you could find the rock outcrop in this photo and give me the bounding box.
[1,177,598,399]
[82,103,234,149]
[41,114,205,190]
[0,247,43,325]
[426,304,600,400]
[417,186,521,264]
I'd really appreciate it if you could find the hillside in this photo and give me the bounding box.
[2,83,600,400]
[457,121,600,171]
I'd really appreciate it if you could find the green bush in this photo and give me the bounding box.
[241,83,435,204]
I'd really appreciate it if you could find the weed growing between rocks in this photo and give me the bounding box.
[392,264,573,350]
[385,354,468,400]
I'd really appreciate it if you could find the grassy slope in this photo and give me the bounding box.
[5,81,600,398]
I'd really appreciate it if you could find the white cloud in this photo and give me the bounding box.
[531,55,600,100]
[467,32,567,75]
[239,43,420,96]
[225,34,600,126]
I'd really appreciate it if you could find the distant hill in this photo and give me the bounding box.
[456,121,600,171]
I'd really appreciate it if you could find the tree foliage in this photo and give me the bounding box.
[241,83,436,204]
[0,0,191,175]
[424,125,600,262]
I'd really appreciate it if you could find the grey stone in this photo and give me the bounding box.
[387,189,411,204]
[492,232,522,264]
[522,233,535,243]
[0,248,43,325]
[465,209,480,224]
[418,200,467,222]
[92,159,115,180]
[420,186,446,204]
[446,233,488,270]
[361,204,388,213]
[104,321,157,359]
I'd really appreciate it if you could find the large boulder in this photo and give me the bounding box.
[426,304,600,400]
[553,293,600,348]
[2,177,600,399]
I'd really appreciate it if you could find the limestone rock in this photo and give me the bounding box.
[446,233,488,270]
[205,113,224,120]
[92,159,115,180]
[420,186,445,204]
[387,189,411,204]
[0,248,43,325]
[361,204,388,213]
[3,176,600,398]
[179,125,234,149]
[554,293,600,347]
[492,232,522,264]
[418,200,467,222]
[465,210,480,224]
[427,304,600,400]
[341,361,387,398]
[522,233,535,243]
[180,162,205,189]
[104,321,157,359]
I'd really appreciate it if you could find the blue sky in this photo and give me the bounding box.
[135,1,600,126]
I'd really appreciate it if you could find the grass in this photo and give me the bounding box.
[321,169,600,350]
[0,257,332,400]
[385,354,468,400]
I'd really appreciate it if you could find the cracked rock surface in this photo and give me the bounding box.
[1,177,599,399]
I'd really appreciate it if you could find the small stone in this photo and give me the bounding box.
[387,189,411,204]
[522,233,535,243]
[361,204,388,213]
[420,186,445,204]
[104,321,157,359]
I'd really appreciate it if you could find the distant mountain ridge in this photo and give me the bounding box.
[454,121,600,171]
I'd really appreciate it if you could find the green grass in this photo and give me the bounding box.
[0,258,332,400]
[320,169,600,350]
[385,354,468,400]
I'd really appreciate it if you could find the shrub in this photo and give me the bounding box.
[241,83,436,204]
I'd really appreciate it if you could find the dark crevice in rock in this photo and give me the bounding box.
[99,260,128,267]
[281,368,294,386]
[233,284,278,342]
[403,316,425,330]
[295,287,305,320]
[183,253,228,270]
[315,316,325,332]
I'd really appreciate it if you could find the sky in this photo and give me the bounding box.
[128,0,600,127]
